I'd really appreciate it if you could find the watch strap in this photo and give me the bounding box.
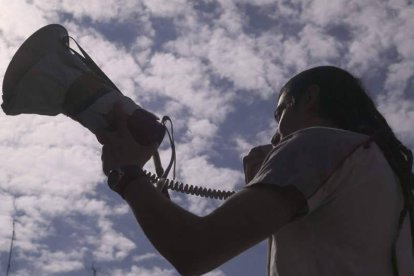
[108,165,147,199]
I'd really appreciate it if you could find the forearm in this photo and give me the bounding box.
[122,177,267,275]
[123,177,205,274]
[121,176,304,275]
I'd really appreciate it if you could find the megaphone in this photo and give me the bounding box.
[2,24,165,148]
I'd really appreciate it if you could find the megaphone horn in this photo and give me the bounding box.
[1,24,166,148]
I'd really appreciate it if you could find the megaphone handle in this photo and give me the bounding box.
[152,150,170,199]
[127,108,166,147]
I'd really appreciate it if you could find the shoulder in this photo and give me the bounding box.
[249,127,372,196]
[267,127,369,162]
[280,127,368,147]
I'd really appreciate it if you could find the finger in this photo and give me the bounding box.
[271,131,280,146]
[247,144,272,157]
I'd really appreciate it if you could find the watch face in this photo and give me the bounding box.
[108,169,123,189]
[107,166,144,196]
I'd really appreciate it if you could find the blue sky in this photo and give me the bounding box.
[0,0,413,275]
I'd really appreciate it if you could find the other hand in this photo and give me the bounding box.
[243,131,280,184]
[243,144,273,184]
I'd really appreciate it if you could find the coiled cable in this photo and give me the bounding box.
[144,170,236,200]
[154,117,236,200]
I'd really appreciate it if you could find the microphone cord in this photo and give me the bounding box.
[151,116,236,200]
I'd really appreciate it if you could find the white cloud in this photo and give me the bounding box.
[177,118,220,156]
[57,0,143,22]
[185,196,216,216]
[139,53,234,122]
[179,155,243,191]
[0,39,14,82]
[131,35,155,67]
[207,29,271,93]
[378,95,414,145]
[0,0,50,44]
[0,116,102,196]
[166,26,276,99]
[0,193,15,253]
[215,0,245,35]
[234,136,255,160]
[300,0,414,76]
[233,116,276,159]
[35,250,85,274]
[142,0,189,17]
[385,61,414,95]
[298,25,341,62]
[132,252,159,263]
[93,232,136,261]
[303,1,358,26]
[187,118,218,138]
[0,1,413,275]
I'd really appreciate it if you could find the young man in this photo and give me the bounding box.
[98,66,414,275]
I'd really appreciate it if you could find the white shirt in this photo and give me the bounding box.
[248,127,414,276]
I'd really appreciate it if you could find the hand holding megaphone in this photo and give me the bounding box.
[97,101,157,175]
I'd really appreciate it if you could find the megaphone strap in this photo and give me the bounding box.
[161,116,176,180]
[65,36,121,93]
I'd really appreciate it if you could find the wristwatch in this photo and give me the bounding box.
[108,165,147,199]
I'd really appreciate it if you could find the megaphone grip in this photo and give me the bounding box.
[127,108,166,147]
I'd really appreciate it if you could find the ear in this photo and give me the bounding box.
[302,84,320,112]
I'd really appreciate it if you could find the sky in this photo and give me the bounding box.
[0,0,413,275]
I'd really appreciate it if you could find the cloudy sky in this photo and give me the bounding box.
[0,0,413,275]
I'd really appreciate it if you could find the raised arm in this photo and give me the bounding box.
[97,104,306,275]
[123,176,305,275]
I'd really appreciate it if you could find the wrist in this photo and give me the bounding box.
[107,165,147,199]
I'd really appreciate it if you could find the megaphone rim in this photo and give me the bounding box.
[2,24,69,113]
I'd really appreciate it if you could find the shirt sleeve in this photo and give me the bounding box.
[246,127,369,212]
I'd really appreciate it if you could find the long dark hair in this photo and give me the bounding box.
[283,66,414,276]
